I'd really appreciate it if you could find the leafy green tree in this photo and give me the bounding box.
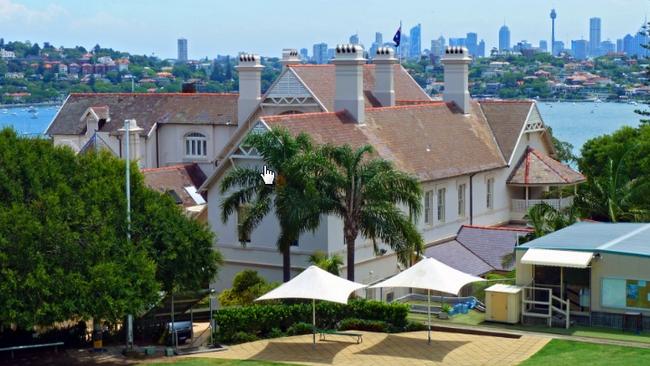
[218,270,278,307]
[0,129,221,328]
[220,129,325,282]
[307,251,344,275]
[319,145,423,281]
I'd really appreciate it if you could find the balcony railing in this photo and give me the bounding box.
[511,196,575,220]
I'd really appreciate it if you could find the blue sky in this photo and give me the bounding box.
[0,0,648,59]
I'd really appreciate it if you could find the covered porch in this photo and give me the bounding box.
[507,147,586,221]
[519,248,594,328]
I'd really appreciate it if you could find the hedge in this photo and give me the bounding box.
[215,299,409,344]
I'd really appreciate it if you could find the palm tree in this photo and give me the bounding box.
[577,158,650,222]
[307,251,344,276]
[220,129,325,282]
[524,202,577,239]
[319,144,423,281]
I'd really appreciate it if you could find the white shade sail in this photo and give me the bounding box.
[370,257,486,295]
[521,248,593,269]
[256,265,366,304]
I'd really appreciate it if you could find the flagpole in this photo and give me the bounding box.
[397,20,402,66]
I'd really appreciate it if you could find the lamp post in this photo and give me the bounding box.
[209,289,216,346]
[124,119,133,351]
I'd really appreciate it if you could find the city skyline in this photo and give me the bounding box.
[0,0,649,59]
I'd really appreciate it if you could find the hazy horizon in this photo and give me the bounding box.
[1,0,648,59]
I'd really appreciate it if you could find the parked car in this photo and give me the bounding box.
[166,321,193,345]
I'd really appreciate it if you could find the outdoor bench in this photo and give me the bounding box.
[0,341,64,359]
[317,329,363,344]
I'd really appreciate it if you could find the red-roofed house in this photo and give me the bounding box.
[46,44,585,299]
[197,45,585,297]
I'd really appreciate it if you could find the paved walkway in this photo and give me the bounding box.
[188,330,550,366]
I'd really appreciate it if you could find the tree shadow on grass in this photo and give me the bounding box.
[355,333,469,362]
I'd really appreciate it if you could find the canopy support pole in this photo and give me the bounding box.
[312,299,316,347]
[427,289,431,344]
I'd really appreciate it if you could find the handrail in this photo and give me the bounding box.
[522,286,570,329]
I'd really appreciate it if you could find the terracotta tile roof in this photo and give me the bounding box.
[142,164,207,208]
[46,93,238,136]
[507,147,586,185]
[289,64,431,111]
[262,101,506,181]
[479,100,534,161]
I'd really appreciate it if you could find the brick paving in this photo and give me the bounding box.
[188,330,550,365]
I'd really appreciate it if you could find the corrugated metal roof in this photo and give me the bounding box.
[517,222,650,257]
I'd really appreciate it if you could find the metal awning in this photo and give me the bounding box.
[521,248,593,268]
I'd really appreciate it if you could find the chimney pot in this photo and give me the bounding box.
[441,46,471,114]
[373,47,397,107]
[333,44,366,123]
[236,53,264,122]
[280,48,301,70]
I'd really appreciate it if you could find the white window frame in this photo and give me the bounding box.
[437,187,446,222]
[185,132,208,158]
[424,190,433,225]
[458,183,466,217]
[486,177,495,209]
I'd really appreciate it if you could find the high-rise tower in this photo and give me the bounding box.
[550,9,557,56]
[590,17,602,56]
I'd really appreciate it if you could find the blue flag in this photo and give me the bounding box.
[393,26,401,47]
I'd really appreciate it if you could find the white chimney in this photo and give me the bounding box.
[118,119,144,167]
[373,47,397,107]
[441,46,471,114]
[333,44,366,123]
[235,53,264,122]
[280,48,301,70]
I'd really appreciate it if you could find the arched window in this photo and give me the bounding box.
[185,132,207,158]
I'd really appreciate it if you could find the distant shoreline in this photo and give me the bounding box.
[0,101,61,108]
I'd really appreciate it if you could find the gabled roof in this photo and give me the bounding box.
[424,225,531,275]
[142,164,207,208]
[507,147,586,186]
[517,222,650,258]
[46,93,238,136]
[289,64,431,111]
[479,100,534,161]
[261,101,506,181]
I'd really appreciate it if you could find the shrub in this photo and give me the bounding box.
[404,320,429,332]
[441,303,452,314]
[338,318,389,332]
[214,299,409,344]
[267,327,285,339]
[286,322,314,336]
[229,331,258,344]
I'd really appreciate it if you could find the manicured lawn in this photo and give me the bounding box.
[521,339,650,365]
[140,358,302,366]
[495,323,650,344]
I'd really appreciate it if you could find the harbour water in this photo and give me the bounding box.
[536,102,642,156]
[0,105,59,136]
[0,101,644,157]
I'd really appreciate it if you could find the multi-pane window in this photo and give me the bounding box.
[437,188,446,222]
[486,177,495,209]
[237,205,251,243]
[458,183,466,217]
[424,190,433,225]
[185,132,208,158]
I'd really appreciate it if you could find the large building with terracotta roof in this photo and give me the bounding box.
[47,44,585,297]
[198,45,585,296]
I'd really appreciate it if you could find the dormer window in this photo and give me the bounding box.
[185,132,207,158]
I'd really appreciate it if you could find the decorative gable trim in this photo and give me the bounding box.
[524,106,545,132]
